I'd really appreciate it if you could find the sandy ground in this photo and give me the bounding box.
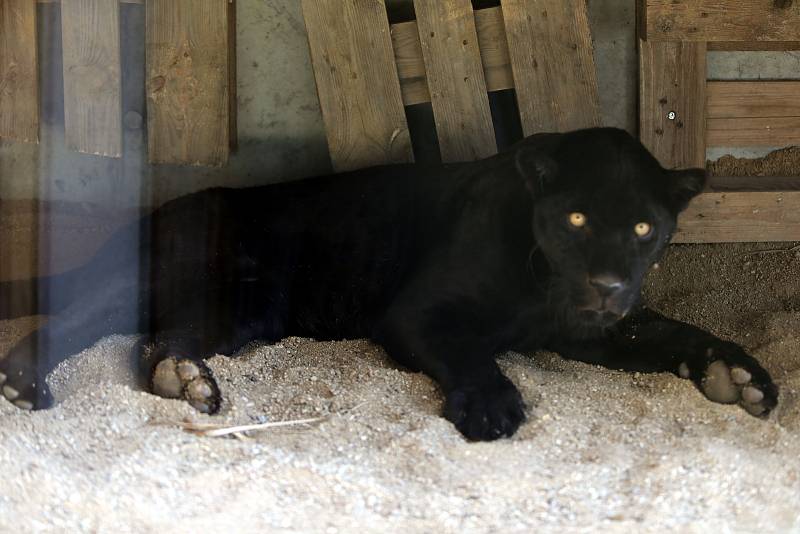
[2,241,800,532]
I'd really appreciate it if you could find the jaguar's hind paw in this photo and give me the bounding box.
[151,357,221,414]
[0,354,53,411]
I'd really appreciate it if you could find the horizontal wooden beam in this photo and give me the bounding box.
[707,81,800,118]
[37,1,233,4]
[644,0,800,42]
[707,117,800,147]
[708,41,800,51]
[391,6,512,106]
[675,191,800,243]
[706,81,800,147]
[709,176,800,191]
[38,0,143,3]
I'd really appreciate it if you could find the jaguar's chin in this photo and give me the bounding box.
[576,309,622,328]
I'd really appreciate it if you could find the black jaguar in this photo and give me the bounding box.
[0,128,777,441]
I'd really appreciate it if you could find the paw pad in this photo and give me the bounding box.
[2,385,19,402]
[698,359,776,417]
[151,357,220,414]
[678,362,690,379]
[702,360,739,403]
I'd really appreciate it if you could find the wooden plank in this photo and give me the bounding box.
[227,0,237,151]
[500,0,601,136]
[644,0,800,42]
[0,0,39,143]
[302,0,412,172]
[675,191,800,243]
[413,0,496,162]
[710,177,800,191]
[707,81,800,119]
[706,81,800,147]
[709,41,800,51]
[391,6,513,107]
[39,0,143,3]
[639,40,706,169]
[473,7,514,99]
[61,0,122,157]
[707,117,800,147]
[146,0,232,167]
[391,20,431,106]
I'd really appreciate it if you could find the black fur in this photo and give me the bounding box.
[0,128,777,439]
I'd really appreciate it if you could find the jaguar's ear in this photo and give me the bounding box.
[515,146,558,197]
[667,168,706,212]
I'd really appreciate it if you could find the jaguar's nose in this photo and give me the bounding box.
[588,273,626,298]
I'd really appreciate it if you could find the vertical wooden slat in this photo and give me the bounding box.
[146,0,231,167]
[639,40,707,169]
[413,0,496,162]
[302,0,412,172]
[227,0,237,152]
[474,7,514,97]
[61,0,122,157]
[0,0,39,143]
[500,0,600,136]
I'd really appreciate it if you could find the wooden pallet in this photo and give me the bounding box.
[639,0,800,243]
[0,0,235,167]
[301,0,601,171]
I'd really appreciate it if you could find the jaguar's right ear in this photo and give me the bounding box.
[515,145,558,197]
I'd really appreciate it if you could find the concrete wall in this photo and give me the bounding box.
[0,0,797,209]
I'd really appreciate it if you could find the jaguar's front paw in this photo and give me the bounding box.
[443,375,526,441]
[678,347,778,417]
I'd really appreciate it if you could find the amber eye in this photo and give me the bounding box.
[568,212,587,228]
[634,222,653,238]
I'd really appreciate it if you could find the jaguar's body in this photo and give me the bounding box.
[0,128,777,440]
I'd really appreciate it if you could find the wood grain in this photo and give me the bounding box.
[675,191,800,242]
[413,0,496,162]
[500,0,600,136]
[707,117,800,147]
[473,7,514,96]
[0,0,39,143]
[302,0,412,172]
[639,40,706,169]
[644,0,800,42]
[391,19,431,106]
[708,41,800,51]
[61,0,122,157]
[709,176,800,191]
[707,81,800,119]
[391,6,512,107]
[146,0,232,166]
[706,81,800,147]
[39,0,143,3]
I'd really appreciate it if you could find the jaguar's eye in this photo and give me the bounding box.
[568,212,587,228]
[634,222,653,238]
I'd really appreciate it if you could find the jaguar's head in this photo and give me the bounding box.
[516,128,706,331]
